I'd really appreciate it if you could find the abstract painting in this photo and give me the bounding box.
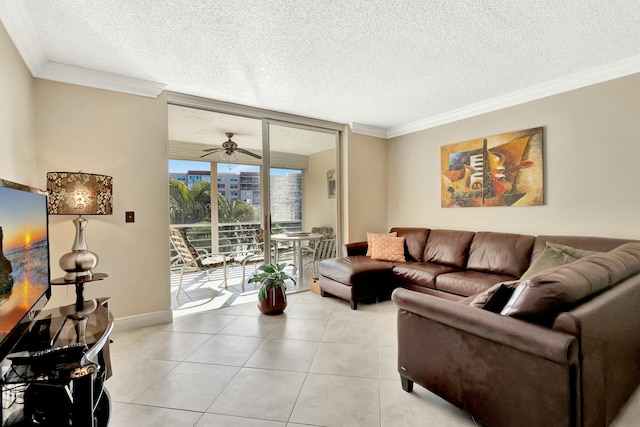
[441,127,543,207]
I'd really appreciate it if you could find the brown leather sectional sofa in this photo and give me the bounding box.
[318,227,640,426]
[318,227,634,307]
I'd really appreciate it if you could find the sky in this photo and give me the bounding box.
[0,187,48,250]
[169,160,298,176]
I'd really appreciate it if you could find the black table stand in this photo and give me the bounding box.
[0,296,113,426]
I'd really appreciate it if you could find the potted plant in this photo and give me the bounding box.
[248,262,296,315]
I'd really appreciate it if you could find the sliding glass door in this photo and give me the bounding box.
[168,101,341,300]
[264,121,339,289]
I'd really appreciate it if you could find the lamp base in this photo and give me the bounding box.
[59,250,98,281]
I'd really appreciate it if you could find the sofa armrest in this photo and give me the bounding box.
[392,287,580,427]
[553,274,640,426]
[392,287,578,364]
[343,241,368,257]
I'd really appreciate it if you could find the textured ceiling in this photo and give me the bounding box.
[5,1,640,133]
[168,104,337,157]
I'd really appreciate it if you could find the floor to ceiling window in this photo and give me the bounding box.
[167,100,341,311]
[265,121,339,288]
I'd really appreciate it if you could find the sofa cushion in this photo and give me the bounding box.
[481,283,520,313]
[393,262,458,289]
[548,242,600,259]
[531,235,635,264]
[319,255,395,286]
[470,280,520,310]
[466,231,535,278]
[423,229,475,269]
[456,294,477,305]
[520,242,597,280]
[502,242,640,325]
[390,227,430,262]
[370,235,406,262]
[435,270,515,297]
[366,232,397,257]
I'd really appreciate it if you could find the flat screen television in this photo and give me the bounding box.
[0,178,50,362]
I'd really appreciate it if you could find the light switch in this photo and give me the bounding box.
[125,211,135,223]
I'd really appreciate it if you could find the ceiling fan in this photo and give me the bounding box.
[200,133,262,159]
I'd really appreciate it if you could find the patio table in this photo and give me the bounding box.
[271,232,324,284]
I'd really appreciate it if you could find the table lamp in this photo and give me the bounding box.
[47,172,113,281]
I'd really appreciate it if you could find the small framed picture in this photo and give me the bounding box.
[327,169,336,198]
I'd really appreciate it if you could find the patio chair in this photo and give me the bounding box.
[303,238,337,277]
[169,228,230,296]
[300,226,334,257]
[231,228,268,291]
[235,228,293,291]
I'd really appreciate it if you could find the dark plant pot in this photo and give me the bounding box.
[258,287,287,315]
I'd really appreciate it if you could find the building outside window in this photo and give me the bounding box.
[170,161,302,225]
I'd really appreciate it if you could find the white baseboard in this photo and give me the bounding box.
[113,309,173,333]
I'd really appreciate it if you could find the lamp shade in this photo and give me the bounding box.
[47,172,113,215]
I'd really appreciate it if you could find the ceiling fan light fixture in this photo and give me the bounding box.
[224,150,238,162]
[200,132,262,160]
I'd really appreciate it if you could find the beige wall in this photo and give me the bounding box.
[344,129,388,242]
[34,80,171,323]
[0,22,36,186]
[387,73,640,239]
[302,148,337,232]
[5,14,640,327]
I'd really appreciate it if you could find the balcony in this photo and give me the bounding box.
[169,221,306,312]
[170,221,302,270]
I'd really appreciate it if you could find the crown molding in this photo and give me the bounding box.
[387,55,640,139]
[4,0,640,130]
[0,0,165,98]
[39,62,166,98]
[349,122,387,138]
[0,0,46,75]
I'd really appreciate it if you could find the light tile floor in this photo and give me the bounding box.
[106,268,640,426]
[170,262,311,315]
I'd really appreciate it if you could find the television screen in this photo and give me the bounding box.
[0,179,50,361]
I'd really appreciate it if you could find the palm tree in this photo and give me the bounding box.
[170,179,260,253]
[217,194,260,253]
[217,193,258,223]
[169,179,211,224]
[190,181,212,222]
[169,179,188,223]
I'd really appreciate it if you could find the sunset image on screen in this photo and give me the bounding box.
[0,187,49,336]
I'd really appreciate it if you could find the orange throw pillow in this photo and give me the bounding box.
[366,232,397,257]
[370,235,406,262]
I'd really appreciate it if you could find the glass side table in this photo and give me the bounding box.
[51,273,108,313]
[0,297,114,426]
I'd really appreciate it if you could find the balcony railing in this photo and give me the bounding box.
[169,221,302,267]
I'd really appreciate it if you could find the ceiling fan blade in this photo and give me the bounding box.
[236,148,263,159]
[200,148,225,158]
